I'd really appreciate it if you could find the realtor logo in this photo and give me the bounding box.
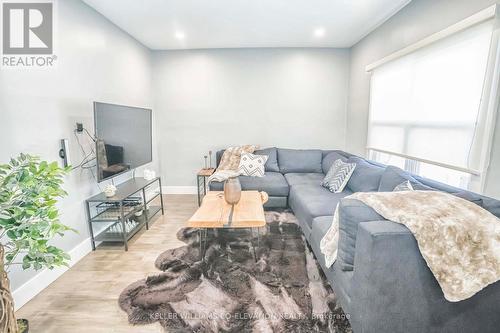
[1,1,56,67]
[2,2,53,54]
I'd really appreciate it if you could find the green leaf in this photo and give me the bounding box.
[6,230,17,239]
[1,154,75,271]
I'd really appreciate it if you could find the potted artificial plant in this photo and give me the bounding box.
[0,154,74,333]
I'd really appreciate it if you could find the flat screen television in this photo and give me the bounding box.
[94,102,152,182]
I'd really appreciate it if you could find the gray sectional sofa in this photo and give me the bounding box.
[210,147,500,333]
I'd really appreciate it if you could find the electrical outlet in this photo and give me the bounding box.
[76,122,84,133]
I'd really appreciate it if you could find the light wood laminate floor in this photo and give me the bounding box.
[16,194,198,333]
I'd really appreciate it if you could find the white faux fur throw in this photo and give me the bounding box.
[320,191,500,302]
[207,170,240,186]
[207,145,258,186]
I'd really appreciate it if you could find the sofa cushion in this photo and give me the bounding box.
[322,151,348,174]
[454,191,484,207]
[346,157,385,192]
[378,166,419,192]
[288,184,352,229]
[277,148,322,173]
[209,172,289,196]
[338,198,383,271]
[322,159,357,193]
[310,216,333,247]
[254,147,279,172]
[284,173,324,187]
[416,176,500,217]
[308,225,354,309]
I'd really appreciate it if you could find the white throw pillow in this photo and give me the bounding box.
[238,152,268,177]
[393,180,414,191]
[321,159,356,193]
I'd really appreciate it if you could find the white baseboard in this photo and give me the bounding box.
[162,186,197,194]
[13,238,93,311]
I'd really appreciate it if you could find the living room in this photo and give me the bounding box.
[1,0,500,332]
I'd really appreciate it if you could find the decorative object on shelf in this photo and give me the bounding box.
[103,184,117,197]
[144,169,156,181]
[0,154,74,333]
[224,176,241,205]
[204,155,208,169]
[209,150,213,169]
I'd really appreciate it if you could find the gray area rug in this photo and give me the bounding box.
[119,211,352,332]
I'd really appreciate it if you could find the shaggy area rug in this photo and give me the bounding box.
[119,211,352,332]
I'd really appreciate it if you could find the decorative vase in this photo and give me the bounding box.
[224,176,241,205]
[104,184,117,197]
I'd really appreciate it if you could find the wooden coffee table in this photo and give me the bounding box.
[188,190,269,260]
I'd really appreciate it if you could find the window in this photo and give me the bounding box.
[370,151,472,189]
[366,7,500,192]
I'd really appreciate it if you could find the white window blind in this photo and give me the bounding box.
[367,20,495,174]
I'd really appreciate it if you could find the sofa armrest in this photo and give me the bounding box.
[338,198,384,271]
[349,221,500,333]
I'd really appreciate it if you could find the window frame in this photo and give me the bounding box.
[365,4,500,193]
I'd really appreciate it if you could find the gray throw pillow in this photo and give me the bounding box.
[322,159,356,193]
[346,157,385,192]
[378,166,418,192]
[322,151,347,174]
[254,147,279,172]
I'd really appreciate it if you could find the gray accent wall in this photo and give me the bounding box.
[347,0,500,198]
[0,0,155,292]
[152,48,350,187]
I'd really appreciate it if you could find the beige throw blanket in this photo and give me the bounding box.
[217,145,257,170]
[207,145,258,185]
[320,191,500,302]
[207,170,240,185]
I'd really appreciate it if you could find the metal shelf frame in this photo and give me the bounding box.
[85,177,164,251]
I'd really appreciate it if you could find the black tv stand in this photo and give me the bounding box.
[85,177,164,251]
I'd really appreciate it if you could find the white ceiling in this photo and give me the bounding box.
[82,0,411,50]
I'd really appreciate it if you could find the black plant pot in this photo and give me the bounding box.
[18,319,29,333]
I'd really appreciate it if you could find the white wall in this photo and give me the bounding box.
[347,0,500,198]
[0,0,155,306]
[11,0,498,311]
[152,48,350,187]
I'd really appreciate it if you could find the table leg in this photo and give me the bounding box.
[120,202,128,251]
[202,176,207,197]
[202,228,207,261]
[199,229,202,260]
[197,176,201,206]
[85,201,96,251]
[142,188,149,230]
[257,227,260,249]
[158,177,165,215]
[199,229,207,262]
